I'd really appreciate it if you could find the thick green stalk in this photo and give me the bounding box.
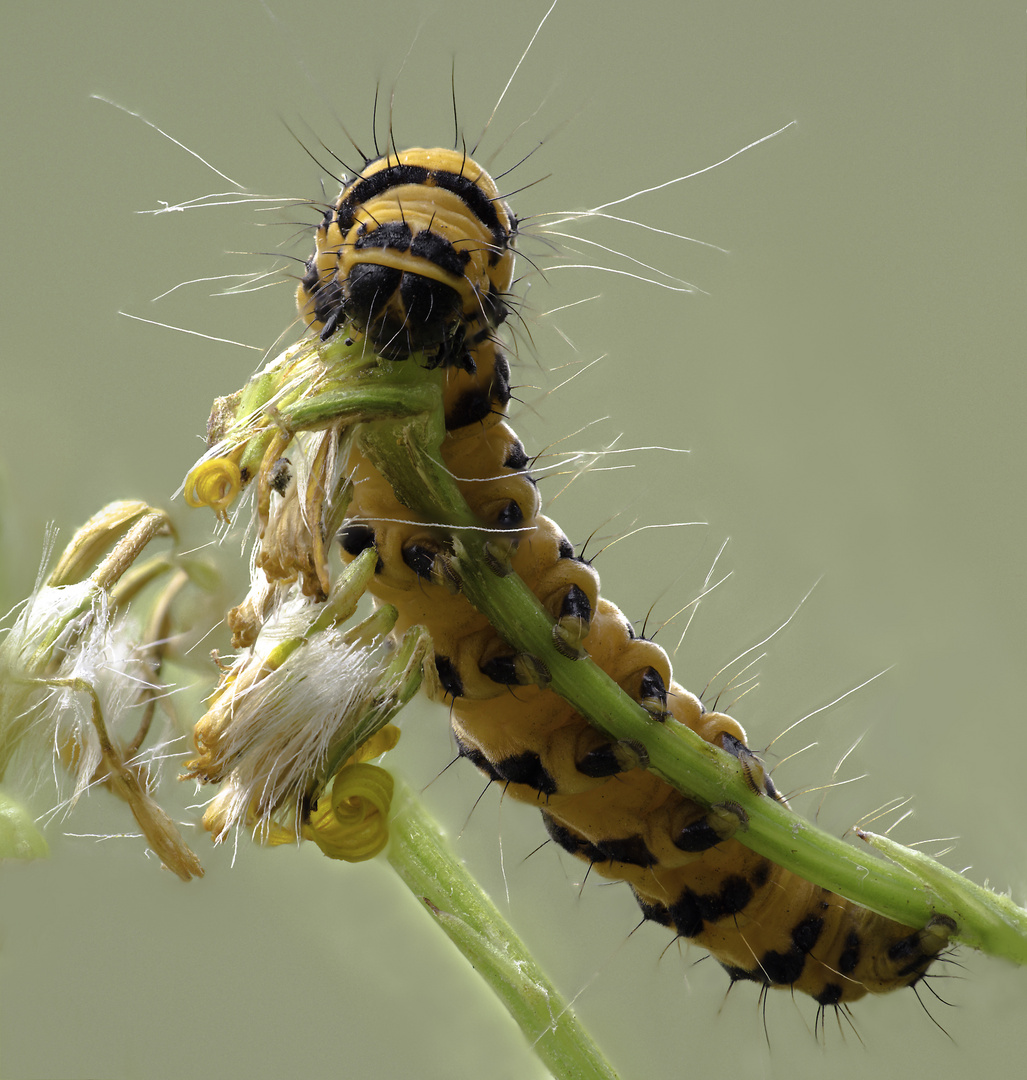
[230,335,1024,964]
[347,346,1027,963]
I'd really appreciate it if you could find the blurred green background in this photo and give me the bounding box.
[2,2,1025,1077]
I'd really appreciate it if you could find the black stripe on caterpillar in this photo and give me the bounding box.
[298,145,952,1009]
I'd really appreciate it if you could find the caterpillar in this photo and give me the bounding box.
[9,6,1026,1080]
[290,145,953,1010]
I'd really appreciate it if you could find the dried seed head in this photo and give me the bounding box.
[185,549,424,851]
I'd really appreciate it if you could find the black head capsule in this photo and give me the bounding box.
[297,147,516,365]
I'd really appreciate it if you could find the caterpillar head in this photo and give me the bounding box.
[298,147,516,368]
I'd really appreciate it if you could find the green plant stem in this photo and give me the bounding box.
[386,779,621,1080]
[234,337,1025,965]
[347,347,1027,963]
[859,830,1027,964]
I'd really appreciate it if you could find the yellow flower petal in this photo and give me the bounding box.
[183,457,243,521]
[304,762,394,862]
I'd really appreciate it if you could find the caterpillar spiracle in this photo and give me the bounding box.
[289,145,953,1010]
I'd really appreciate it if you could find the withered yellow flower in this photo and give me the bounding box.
[0,502,207,879]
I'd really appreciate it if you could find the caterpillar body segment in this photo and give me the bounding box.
[291,144,953,1007]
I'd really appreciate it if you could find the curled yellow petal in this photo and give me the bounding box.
[352,724,401,764]
[305,762,394,862]
[184,457,243,521]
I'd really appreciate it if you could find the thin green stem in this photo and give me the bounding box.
[859,829,1027,964]
[386,779,621,1080]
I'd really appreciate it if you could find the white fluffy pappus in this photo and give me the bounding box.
[1,547,157,811]
[188,550,421,848]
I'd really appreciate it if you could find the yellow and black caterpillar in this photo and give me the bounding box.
[291,144,953,1010]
